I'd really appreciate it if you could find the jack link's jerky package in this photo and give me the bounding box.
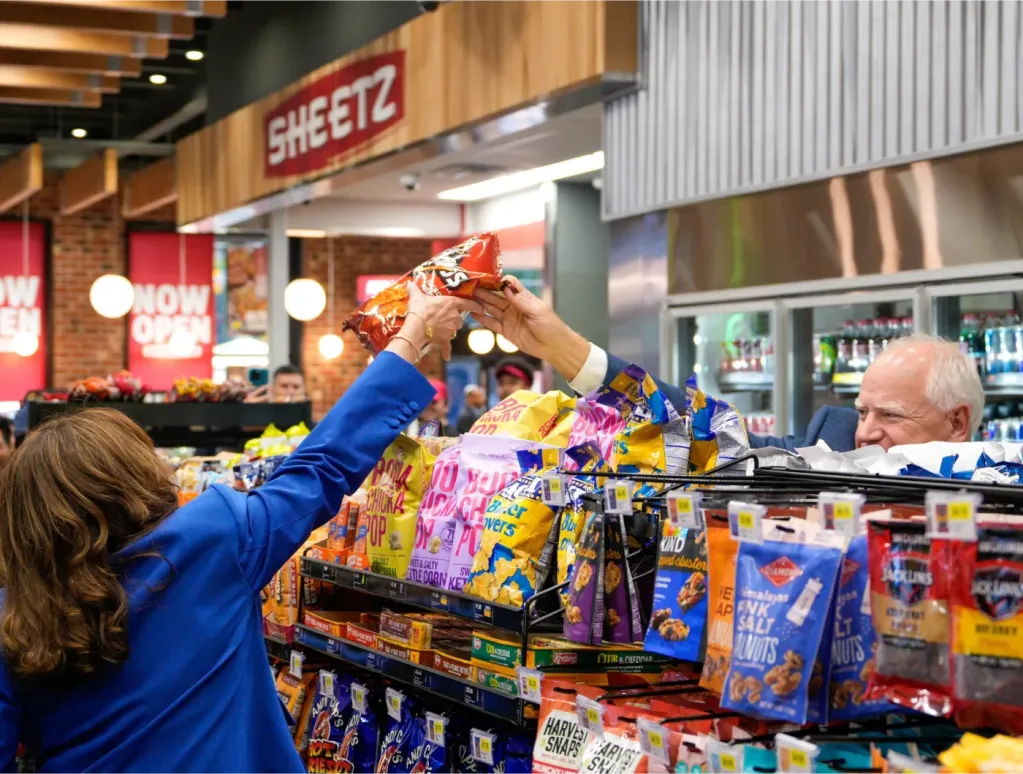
[464,447,562,607]
[343,233,504,354]
[950,521,1023,734]
[447,435,548,592]
[829,533,902,722]
[722,532,845,724]
[644,520,709,662]
[468,389,577,446]
[408,446,465,588]
[557,444,607,609]
[684,375,749,473]
[364,435,436,579]
[866,517,953,717]
[564,510,605,645]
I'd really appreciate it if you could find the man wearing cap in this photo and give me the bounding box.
[494,357,535,401]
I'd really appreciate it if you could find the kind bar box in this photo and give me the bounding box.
[526,635,674,671]
[379,610,433,650]
[471,629,523,671]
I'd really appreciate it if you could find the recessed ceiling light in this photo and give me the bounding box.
[185,50,204,62]
[149,73,167,85]
[71,128,87,139]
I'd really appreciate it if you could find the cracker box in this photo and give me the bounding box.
[378,610,433,650]
[431,649,477,682]
[526,635,673,671]
[302,610,362,639]
[477,666,519,697]
[376,637,431,665]
[344,622,379,650]
[471,629,523,671]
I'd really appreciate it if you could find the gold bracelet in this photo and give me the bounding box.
[407,310,433,340]
[391,334,423,365]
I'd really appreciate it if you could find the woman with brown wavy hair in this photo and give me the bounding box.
[0,284,476,772]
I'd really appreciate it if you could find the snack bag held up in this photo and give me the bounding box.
[563,510,605,645]
[364,435,436,579]
[464,447,562,608]
[343,234,504,354]
[469,390,577,446]
[722,533,845,723]
[644,520,709,662]
[408,446,465,588]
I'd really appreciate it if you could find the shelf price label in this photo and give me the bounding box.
[385,687,404,721]
[818,492,865,536]
[604,479,634,515]
[667,491,703,529]
[575,696,604,735]
[707,740,743,774]
[541,473,567,506]
[318,670,335,696]
[728,501,765,543]
[776,734,819,774]
[637,718,670,765]
[471,729,496,765]
[425,711,448,747]
[926,491,981,541]
[288,649,304,678]
[516,667,544,704]
[351,682,368,715]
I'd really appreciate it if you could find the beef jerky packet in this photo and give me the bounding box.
[343,233,504,354]
[722,528,846,724]
[564,509,605,645]
[950,520,1023,734]
[643,519,709,662]
[866,516,953,717]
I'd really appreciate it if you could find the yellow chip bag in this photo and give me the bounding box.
[684,374,749,472]
[468,389,576,445]
[364,434,435,579]
[463,447,563,608]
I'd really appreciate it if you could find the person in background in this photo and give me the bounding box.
[0,418,14,472]
[457,385,486,434]
[494,357,536,401]
[472,277,983,453]
[0,283,479,772]
[413,379,457,437]
[244,364,307,403]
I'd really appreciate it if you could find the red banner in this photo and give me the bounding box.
[128,232,214,389]
[0,221,46,401]
[264,50,406,178]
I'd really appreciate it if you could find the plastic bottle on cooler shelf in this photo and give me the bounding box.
[818,335,836,381]
[1006,312,1023,374]
[959,314,984,376]
[853,320,872,372]
[719,342,733,373]
[868,319,887,364]
[835,322,855,374]
[985,314,1004,376]
[761,336,774,375]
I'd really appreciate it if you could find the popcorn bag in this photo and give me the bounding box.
[469,389,577,445]
[407,446,464,588]
[342,233,504,354]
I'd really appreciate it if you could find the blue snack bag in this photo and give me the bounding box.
[643,520,709,662]
[338,685,381,774]
[722,533,845,723]
[404,716,446,773]
[829,534,903,722]
[306,672,353,772]
[378,694,416,773]
[503,731,535,773]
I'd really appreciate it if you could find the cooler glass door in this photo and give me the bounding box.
[664,301,784,442]
[783,288,926,435]
[928,279,1023,442]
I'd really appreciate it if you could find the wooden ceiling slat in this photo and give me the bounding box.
[0,86,101,107]
[17,0,226,18]
[0,23,169,58]
[0,65,118,92]
[0,4,194,39]
[0,49,141,75]
[60,148,117,215]
[123,157,175,219]
[0,144,43,215]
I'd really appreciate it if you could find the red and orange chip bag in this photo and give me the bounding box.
[342,233,504,354]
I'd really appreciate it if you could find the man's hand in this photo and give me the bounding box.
[244,385,271,404]
[472,276,590,383]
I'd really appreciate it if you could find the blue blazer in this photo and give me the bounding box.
[604,353,858,454]
[0,353,435,773]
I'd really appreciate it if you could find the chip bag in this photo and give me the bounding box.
[378,693,416,773]
[644,520,709,662]
[699,520,737,694]
[364,435,436,579]
[338,686,380,774]
[557,445,608,608]
[343,233,504,354]
[408,446,465,588]
[565,397,626,467]
[464,447,562,607]
[469,389,577,445]
[577,707,644,774]
[276,668,316,727]
[404,715,447,773]
[684,375,749,473]
[533,680,596,774]
[603,512,633,644]
[564,510,605,645]
[306,672,354,772]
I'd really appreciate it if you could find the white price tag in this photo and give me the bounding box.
[288,649,304,678]
[667,491,703,529]
[575,696,604,735]
[776,734,819,774]
[425,712,448,747]
[541,473,567,506]
[926,491,980,541]
[351,682,368,715]
[470,729,496,765]
[516,666,544,704]
[385,687,404,721]
[636,718,670,766]
[319,670,335,696]
[819,492,865,536]
[604,479,633,515]
[706,740,743,773]
[728,501,765,543]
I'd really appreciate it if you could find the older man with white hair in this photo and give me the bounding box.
[470,277,985,452]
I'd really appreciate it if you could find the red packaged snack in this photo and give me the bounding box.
[865,517,953,716]
[342,233,504,354]
[950,521,1023,734]
[533,679,594,774]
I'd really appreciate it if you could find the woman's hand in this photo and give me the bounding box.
[386,282,483,363]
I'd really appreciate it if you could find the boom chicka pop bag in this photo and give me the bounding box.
[343,233,504,354]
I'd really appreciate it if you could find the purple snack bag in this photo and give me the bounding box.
[603,514,631,643]
[565,397,625,470]
[408,446,464,588]
[563,510,605,645]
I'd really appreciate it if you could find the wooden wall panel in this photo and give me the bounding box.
[122,157,175,219]
[60,149,117,215]
[176,0,637,226]
[0,143,43,214]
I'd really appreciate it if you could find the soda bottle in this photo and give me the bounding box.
[868,318,887,363]
[985,314,1004,375]
[835,322,854,374]
[853,320,872,372]
[761,336,774,375]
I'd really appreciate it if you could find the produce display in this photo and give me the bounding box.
[68,370,146,402]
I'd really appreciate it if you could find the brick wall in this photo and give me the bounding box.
[302,236,442,418]
[26,172,176,387]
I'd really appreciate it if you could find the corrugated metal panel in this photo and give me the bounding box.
[605,0,1023,220]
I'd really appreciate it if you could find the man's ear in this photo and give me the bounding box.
[948,405,971,442]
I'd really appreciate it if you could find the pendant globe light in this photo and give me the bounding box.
[12,202,38,357]
[90,195,134,318]
[168,231,197,357]
[283,209,326,321]
[467,328,496,355]
[317,237,344,360]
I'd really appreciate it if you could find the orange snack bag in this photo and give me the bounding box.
[533,679,595,774]
[699,521,737,695]
[342,233,504,354]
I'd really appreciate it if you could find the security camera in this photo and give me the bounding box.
[417,1,440,12]
[400,173,421,192]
